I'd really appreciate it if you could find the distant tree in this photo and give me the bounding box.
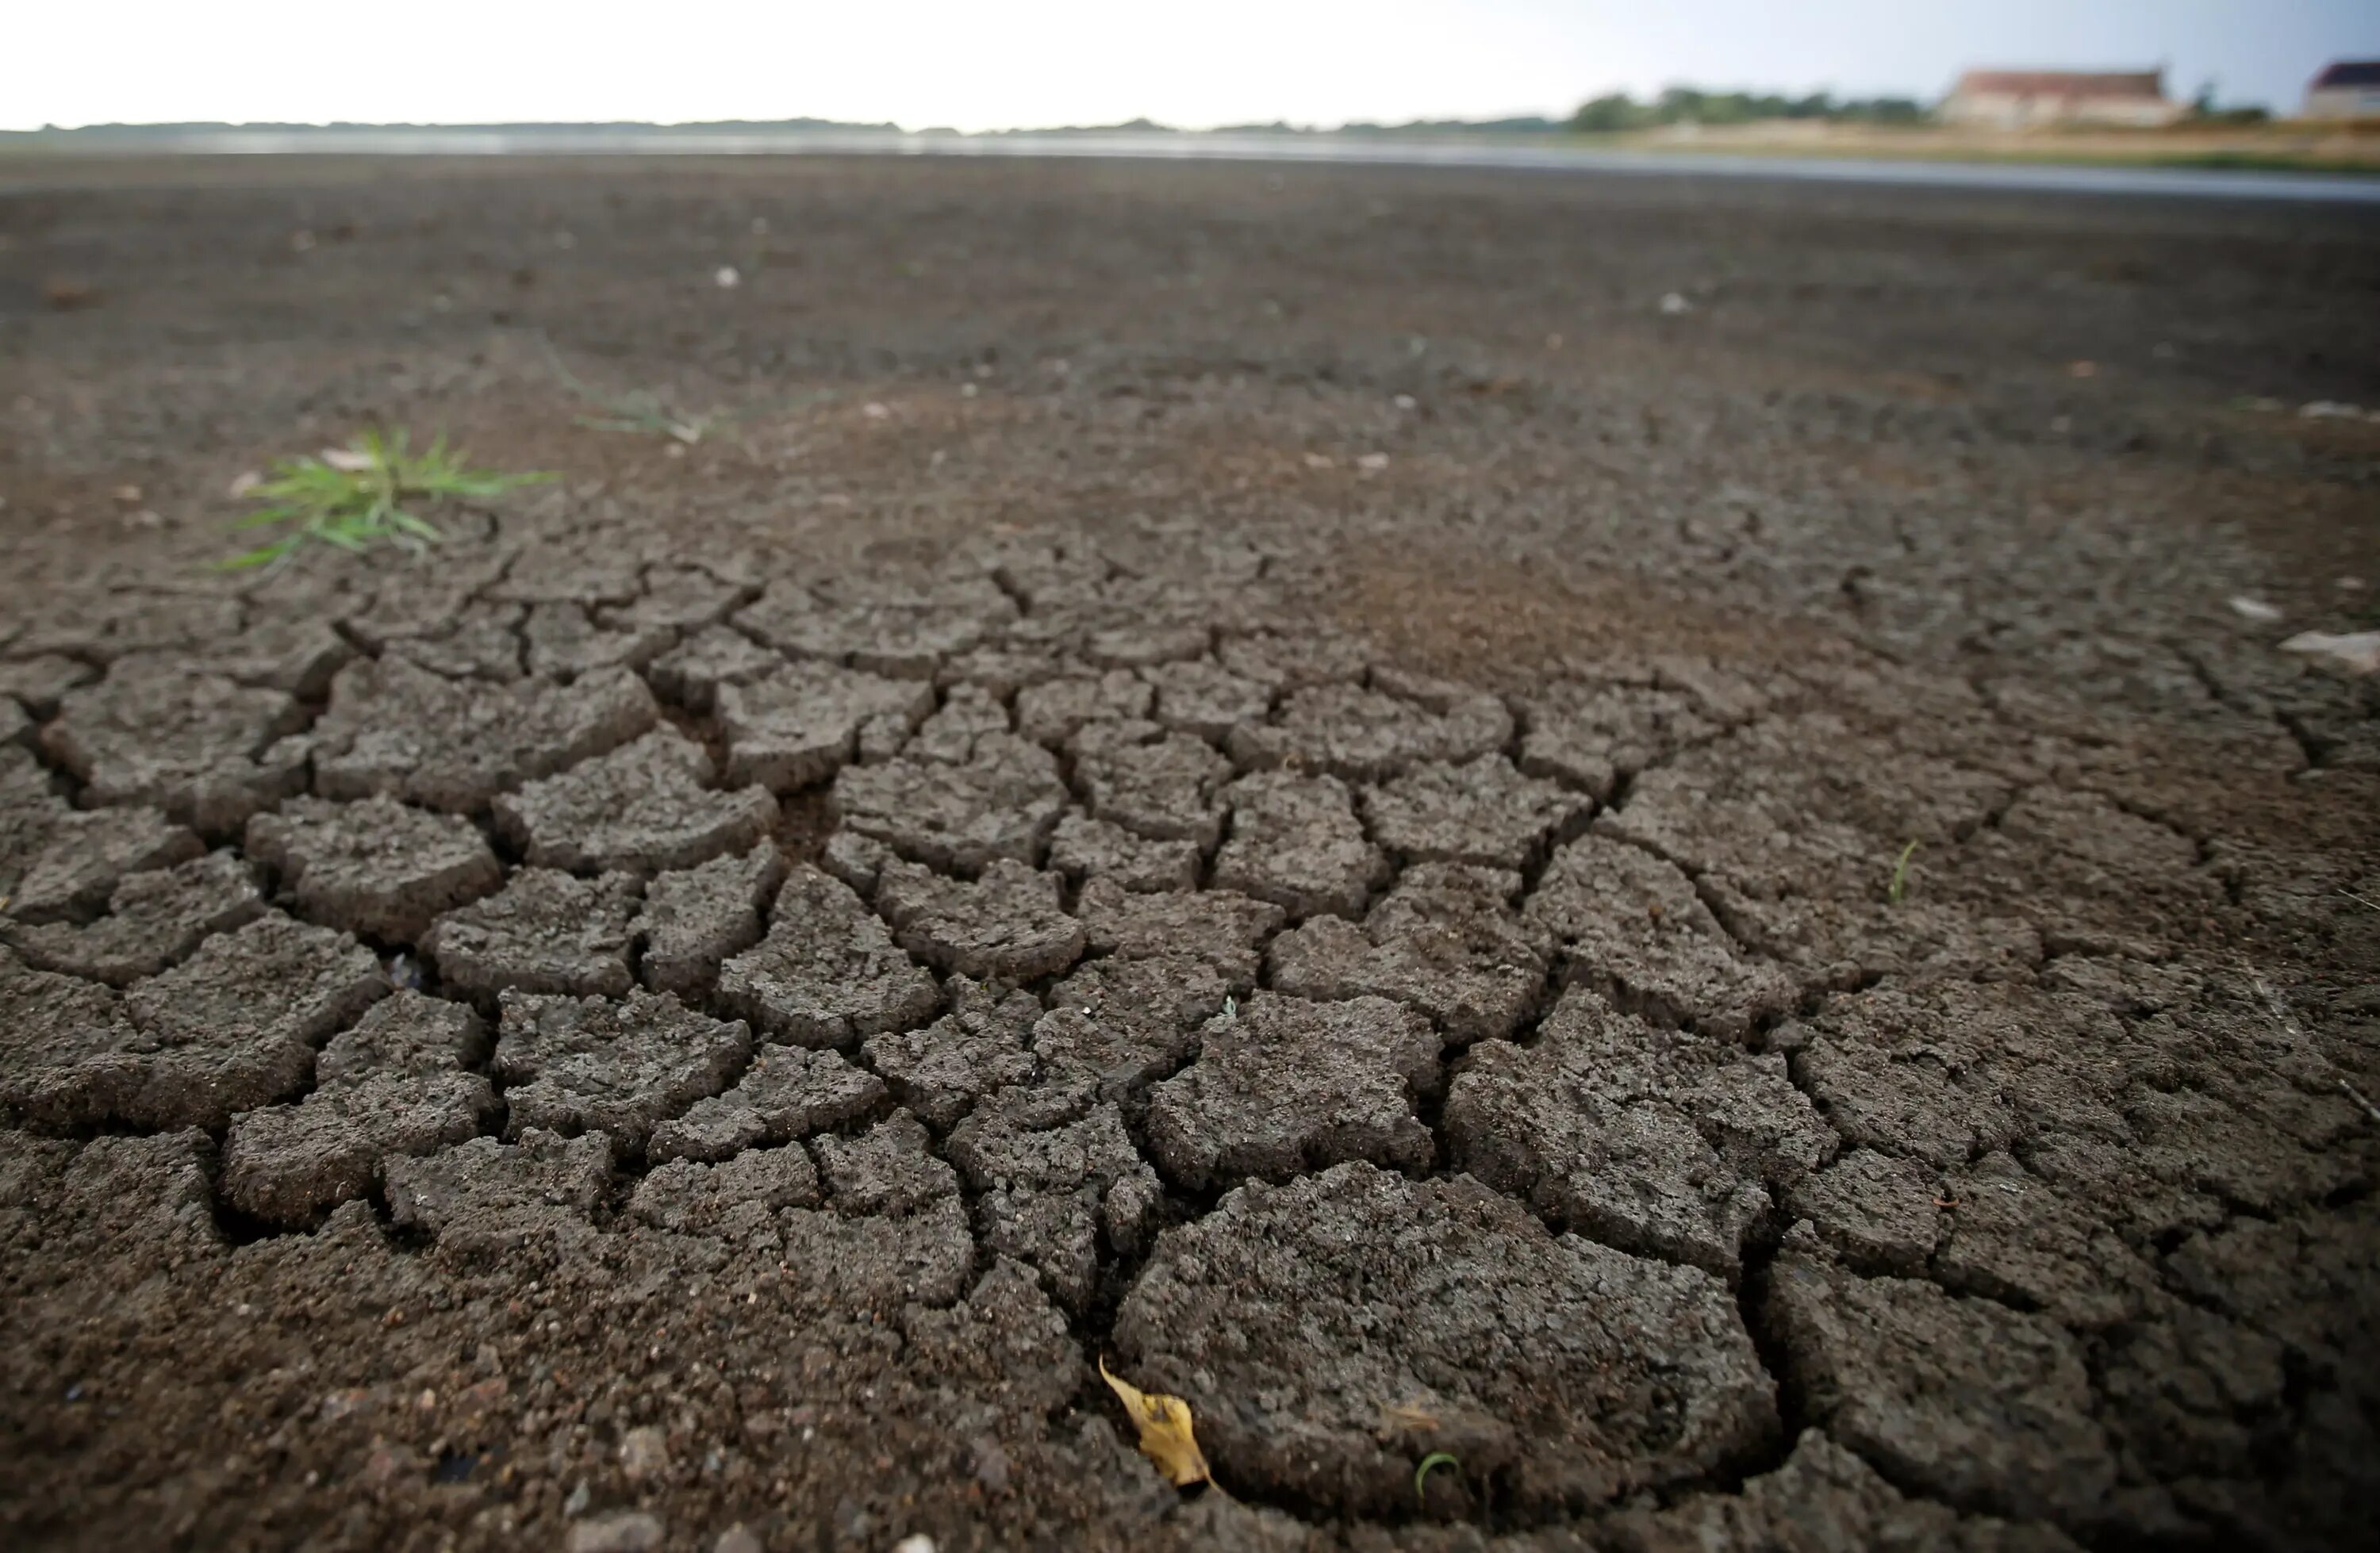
[1571,85,1933,132]
[1568,94,1641,132]
[1839,96,1927,125]
[1655,86,1705,122]
[2186,79,2270,125]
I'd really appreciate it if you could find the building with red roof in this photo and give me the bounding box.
[1940,69,2181,129]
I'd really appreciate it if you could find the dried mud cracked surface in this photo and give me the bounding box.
[2,155,2378,1552]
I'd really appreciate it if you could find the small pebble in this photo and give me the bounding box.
[570,1512,665,1553]
[620,1425,670,1480]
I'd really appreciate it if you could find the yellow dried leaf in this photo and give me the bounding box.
[1098,1356,1211,1487]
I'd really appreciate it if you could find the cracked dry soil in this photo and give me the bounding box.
[2,155,2378,1551]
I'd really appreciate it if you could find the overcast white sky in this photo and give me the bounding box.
[8,1,2376,131]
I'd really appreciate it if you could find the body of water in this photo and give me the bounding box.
[21,128,2380,205]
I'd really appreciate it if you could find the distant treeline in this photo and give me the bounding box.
[9,98,1950,148]
[6,118,903,138]
[1570,88,1928,131]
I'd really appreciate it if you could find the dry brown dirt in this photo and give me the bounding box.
[2,154,2378,1552]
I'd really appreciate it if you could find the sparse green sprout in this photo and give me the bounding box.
[1414,1451,1460,1507]
[1887,839,1920,905]
[217,430,551,570]
[539,336,831,450]
[542,336,728,444]
[574,389,725,445]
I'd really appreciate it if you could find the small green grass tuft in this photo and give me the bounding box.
[1887,839,1920,906]
[538,335,835,450]
[217,430,553,570]
[542,336,730,444]
[1414,1451,1461,1507]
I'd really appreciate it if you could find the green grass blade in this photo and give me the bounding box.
[212,537,299,571]
[1415,1452,1460,1506]
[384,508,443,543]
